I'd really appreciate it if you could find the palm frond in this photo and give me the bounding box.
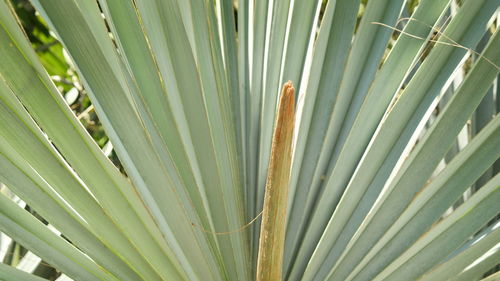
[0,0,498,280]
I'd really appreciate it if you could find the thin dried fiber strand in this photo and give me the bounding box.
[190,210,263,235]
[372,17,499,70]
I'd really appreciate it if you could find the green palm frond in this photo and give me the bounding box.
[0,0,498,280]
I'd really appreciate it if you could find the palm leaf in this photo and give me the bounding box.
[0,0,498,280]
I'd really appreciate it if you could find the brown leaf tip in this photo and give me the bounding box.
[274,82,296,143]
[282,80,295,100]
[279,81,295,119]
